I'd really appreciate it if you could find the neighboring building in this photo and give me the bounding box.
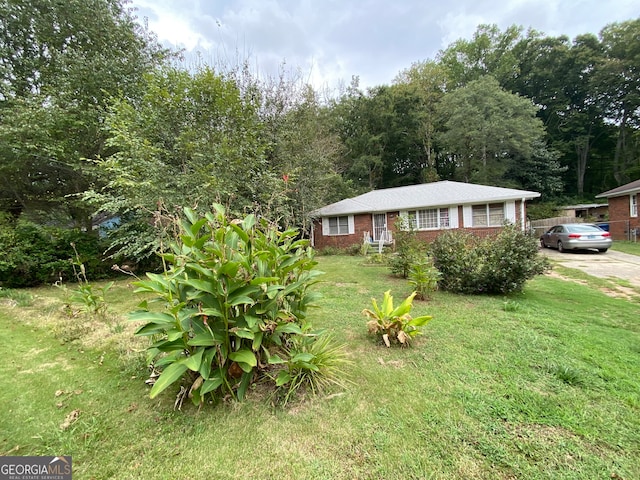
[559,203,608,220]
[596,179,640,241]
[310,181,540,250]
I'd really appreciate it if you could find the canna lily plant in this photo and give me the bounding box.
[363,290,433,347]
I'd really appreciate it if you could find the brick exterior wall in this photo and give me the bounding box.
[312,200,528,250]
[607,195,640,241]
[312,213,373,250]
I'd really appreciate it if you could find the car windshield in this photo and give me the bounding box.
[566,224,604,233]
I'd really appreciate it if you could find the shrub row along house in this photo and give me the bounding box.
[596,178,640,241]
[310,181,540,250]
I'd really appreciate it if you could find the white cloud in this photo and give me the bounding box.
[129,0,639,90]
[132,0,213,50]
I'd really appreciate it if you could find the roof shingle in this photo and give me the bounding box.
[312,181,540,216]
[596,179,640,198]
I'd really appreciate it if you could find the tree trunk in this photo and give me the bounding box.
[613,107,628,185]
[574,127,592,196]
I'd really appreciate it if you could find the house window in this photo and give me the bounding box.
[472,203,504,227]
[631,194,638,218]
[419,209,438,229]
[440,209,450,228]
[404,208,450,230]
[407,211,417,229]
[328,216,349,235]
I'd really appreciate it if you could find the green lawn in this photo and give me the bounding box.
[1,256,639,479]
[611,240,640,256]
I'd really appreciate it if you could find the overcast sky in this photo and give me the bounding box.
[129,0,639,91]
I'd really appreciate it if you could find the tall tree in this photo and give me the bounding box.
[333,80,445,189]
[438,24,526,88]
[85,67,269,259]
[394,61,448,181]
[372,84,429,187]
[563,34,607,196]
[331,79,386,190]
[510,32,609,196]
[596,19,640,185]
[259,79,351,232]
[0,0,167,223]
[437,76,547,185]
[504,140,567,197]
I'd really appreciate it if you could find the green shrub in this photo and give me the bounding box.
[482,224,550,294]
[388,219,427,278]
[344,243,363,256]
[317,246,342,256]
[526,202,560,221]
[101,215,163,269]
[130,205,343,406]
[429,230,483,294]
[0,215,111,287]
[408,258,441,300]
[431,225,549,295]
[62,243,114,316]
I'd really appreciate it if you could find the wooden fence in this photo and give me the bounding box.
[530,217,586,235]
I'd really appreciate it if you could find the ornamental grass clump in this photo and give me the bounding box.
[130,205,347,406]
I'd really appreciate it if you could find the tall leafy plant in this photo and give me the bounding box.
[363,290,433,347]
[388,217,427,278]
[408,258,441,300]
[130,206,327,404]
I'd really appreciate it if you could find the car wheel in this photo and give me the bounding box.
[557,240,565,253]
[598,248,608,253]
[540,238,546,248]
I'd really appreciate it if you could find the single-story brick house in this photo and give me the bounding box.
[310,180,541,250]
[595,179,640,241]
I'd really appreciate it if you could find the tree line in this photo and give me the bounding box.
[1,0,638,263]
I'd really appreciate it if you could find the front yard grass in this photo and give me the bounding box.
[1,255,639,479]
[610,240,640,256]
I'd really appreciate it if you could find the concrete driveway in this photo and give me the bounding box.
[540,248,640,287]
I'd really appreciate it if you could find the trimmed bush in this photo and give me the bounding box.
[431,225,549,294]
[429,230,483,294]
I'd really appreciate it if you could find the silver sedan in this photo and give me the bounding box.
[540,223,612,253]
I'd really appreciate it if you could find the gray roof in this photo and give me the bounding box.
[561,203,608,209]
[311,181,540,217]
[596,178,640,198]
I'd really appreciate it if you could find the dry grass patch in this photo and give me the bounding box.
[545,268,640,301]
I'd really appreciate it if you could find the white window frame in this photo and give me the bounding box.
[470,203,506,227]
[321,215,354,236]
[400,207,452,230]
[631,194,638,218]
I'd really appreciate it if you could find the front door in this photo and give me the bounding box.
[372,213,387,242]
